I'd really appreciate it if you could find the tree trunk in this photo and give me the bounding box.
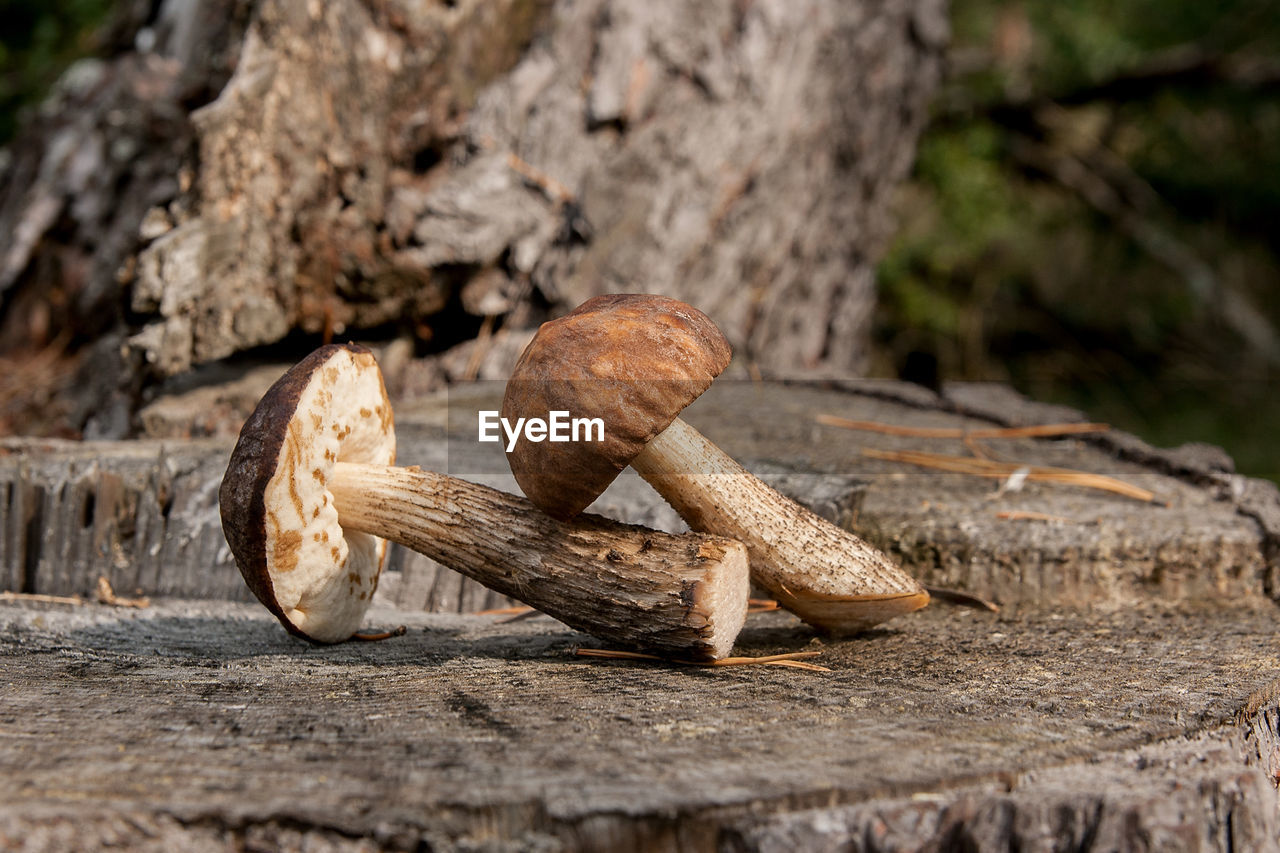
[0,0,946,438]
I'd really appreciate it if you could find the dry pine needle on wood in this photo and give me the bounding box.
[575,648,830,672]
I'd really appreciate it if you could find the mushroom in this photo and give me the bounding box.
[501,294,929,636]
[219,343,749,660]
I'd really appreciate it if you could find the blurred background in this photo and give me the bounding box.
[873,0,1280,482]
[1,0,1277,481]
[0,1,117,145]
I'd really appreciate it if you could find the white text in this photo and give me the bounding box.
[477,410,605,451]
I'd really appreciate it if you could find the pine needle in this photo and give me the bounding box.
[96,576,150,609]
[748,598,780,613]
[861,447,1160,504]
[0,591,84,606]
[924,586,1000,612]
[475,605,534,616]
[575,648,830,672]
[817,414,1110,440]
[709,652,828,671]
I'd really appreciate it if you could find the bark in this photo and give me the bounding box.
[0,0,252,344]
[0,0,947,437]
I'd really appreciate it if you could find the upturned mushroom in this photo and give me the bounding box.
[500,294,929,636]
[219,343,749,660]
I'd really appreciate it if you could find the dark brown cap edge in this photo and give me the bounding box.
[218,343,372,643]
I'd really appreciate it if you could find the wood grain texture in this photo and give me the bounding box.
[0,600,1277,851]
[3,378,1279,616]
[4,378,1280,849]
[674,379,1280,613]
[0,438,239,600]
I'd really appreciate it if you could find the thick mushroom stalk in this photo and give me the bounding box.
[220,343,749,660]
[501,294,928,637]
[629,417,927,635]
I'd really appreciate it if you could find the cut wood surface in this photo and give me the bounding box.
[2,379,1280,849]
[0,599,1277,851]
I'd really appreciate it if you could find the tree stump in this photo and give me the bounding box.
[2,380,1279,850]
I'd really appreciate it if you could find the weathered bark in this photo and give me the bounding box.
[0,0,947,437]
[0,0,254,435]
[0,0,251,348]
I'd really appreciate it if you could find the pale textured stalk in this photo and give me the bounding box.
[329,463,748,660]
[630,417,929,635]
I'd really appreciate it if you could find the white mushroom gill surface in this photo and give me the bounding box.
[264,348,396,642]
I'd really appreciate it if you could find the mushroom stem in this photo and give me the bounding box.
[629,417,929,636]
[328,462,749,660]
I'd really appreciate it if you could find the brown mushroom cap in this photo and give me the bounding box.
[219,344,396,643]
[502,294,731,519]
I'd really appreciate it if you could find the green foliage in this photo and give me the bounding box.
[0,0,113,143]
[877,0,1280,481]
